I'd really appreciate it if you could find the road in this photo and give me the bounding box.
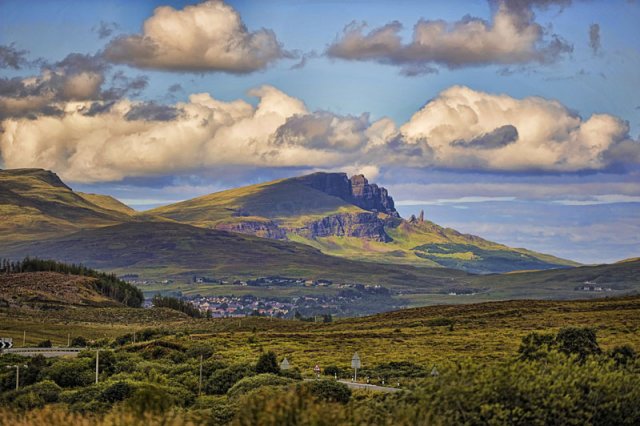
[305,378,401,392]
[338,380,401,392]
[2,347,83,357]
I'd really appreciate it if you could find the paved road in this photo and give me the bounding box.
[338,380,401,392]
[2,347,83,357]
[305,378,400,392]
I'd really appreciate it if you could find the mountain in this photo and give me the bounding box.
[0,168,577,274]
[0,168,134,243]
[1,221,469,291]
[149,172,577,273]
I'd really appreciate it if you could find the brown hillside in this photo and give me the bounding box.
[0,272,121,308]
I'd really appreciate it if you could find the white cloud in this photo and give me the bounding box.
[326,0,572,73]
[1,84,638,182]
[104,0,286,73]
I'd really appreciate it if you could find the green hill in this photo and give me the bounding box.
[149,172,577,273]
[0,169,133,243]
[2,221,470,292]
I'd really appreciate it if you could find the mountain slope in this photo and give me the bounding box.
[2,221,470,290]
[149,172,577,273]
[0,168,133,243]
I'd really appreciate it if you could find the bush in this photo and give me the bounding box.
[71,336,88,347]
[255,351,279,375]
[205,364,254,395]
[323,365,343,378]
[46,359,94,388]
[100,381,134,403]
[555,327,601,360]
[610,345,637,366]
[518,332,555,361]
[36,340,52,348]
[302,380,351,404]
[227,373,296,399]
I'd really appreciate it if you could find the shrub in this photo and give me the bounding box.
[610,345,637,366]
[71,336,88,347]
[37,340,52,348]
[518,332,555,360]
[46,359,94,388]
[555,327,601,360]
[227,374,296,399]
[255,351,279,375]
[206,364,254,395]
[302,380,351,404]
[100,381,134,403]
[323,365,343,378]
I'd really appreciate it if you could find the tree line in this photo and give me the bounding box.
[0,257,144,308]
[151,294,202,318]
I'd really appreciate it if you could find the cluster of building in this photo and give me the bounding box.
[187,295,294,318]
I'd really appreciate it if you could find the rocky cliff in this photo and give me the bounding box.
[291,212,392,242]
[296,172,398,217]
[215,220,287,240]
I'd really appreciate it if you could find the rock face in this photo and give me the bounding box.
[292,212,391,242]
[296,172,398,217]
[215,221,287,240]
[349,175,397,216]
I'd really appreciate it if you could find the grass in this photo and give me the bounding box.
[1,296,638,368]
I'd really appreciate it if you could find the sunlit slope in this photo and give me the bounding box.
[149,173,577,273]
[148,177,364,228]
[294,219,577,273]
[0,168,133,243]
[77,192,136,216]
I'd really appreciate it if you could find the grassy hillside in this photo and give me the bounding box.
[149,173,576,273]
[2,221,469,291]
[76,192,136,216]
[0,169,132,244]
[149,177,364,228]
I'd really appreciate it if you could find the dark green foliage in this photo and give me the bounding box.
[518,332,555,360]
[205,364,254,395]
[323,365,343,377]
[46,358,94,388]
[100,381,134,403]
[425,317,454,327]
[71,336,88,347]
[302,380,351,404]
[555,327,601,360]
[255,351,279,375]
[227,373,296,399]
[610,345,637,366]
[152,294,201,318]
[364,361,428,378]
[0,257,143,307]
[36,339,52,348]
[519,328,601,361]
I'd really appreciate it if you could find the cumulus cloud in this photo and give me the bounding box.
[93,21,119,39]
[398,86,637,172]
[589,23,601,54]
[326,0,572,73]
[104,0,287,73]
[0,54,147,119]
[0,43,31,70]
[1,84,638,182]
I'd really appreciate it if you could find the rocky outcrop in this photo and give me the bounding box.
[290,212,392,242]
[296,172,398,217]
[349,175,397,216]
[215,220,287,240]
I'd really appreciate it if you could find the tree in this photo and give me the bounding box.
[555,327,601,360]
[256,351,279,375]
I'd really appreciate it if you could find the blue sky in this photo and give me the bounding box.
[0,0,639,263]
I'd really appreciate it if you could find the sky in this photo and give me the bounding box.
[0,0,639,264]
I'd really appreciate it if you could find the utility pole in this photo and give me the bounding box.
[198,355,203,396]
[22,331,26,347]
[133,331,136,343]
[6,365,27,390]
[95,349,100,384]
[67,333,70,347]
